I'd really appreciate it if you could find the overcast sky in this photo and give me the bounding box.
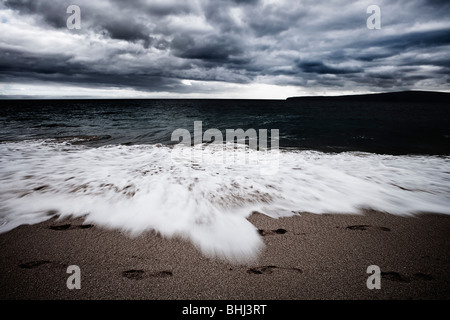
[0,0,449,99]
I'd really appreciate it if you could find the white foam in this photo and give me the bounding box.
[1,140,449,262]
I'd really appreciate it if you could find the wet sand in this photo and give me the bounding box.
[0,210,449,300]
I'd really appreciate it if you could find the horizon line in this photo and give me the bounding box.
[1,89,449,101]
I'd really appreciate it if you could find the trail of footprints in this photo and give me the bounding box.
[46,222,174,280]
[252,224,433,281]
[16,221,432,283]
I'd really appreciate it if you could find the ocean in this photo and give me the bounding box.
[1,98,449,262]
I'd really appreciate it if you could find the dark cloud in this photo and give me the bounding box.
[367,28,450,52]
[1,0,449,96]
[0,48,182,92]
[171,34,244,62]
[297,61,362,75]
[100,19,152,47]
[248,14,293,37]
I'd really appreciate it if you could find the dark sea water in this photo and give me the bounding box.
[1,98,449,262]
[1,98,449,154]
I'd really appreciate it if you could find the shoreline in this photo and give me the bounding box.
[1,210,449,300]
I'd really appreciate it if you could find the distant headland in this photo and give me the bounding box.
[286,90,450,102]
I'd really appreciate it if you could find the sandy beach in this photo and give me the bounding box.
[0,210,449,300]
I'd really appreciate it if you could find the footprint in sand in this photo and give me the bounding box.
[78,224,94,229]
[122,269,173,280]
[258,228,287,236]
[122,269,146,280]
[381,271,435,283]
[247,266,277,274]
[381,271,410,283]
[49,224,71,230]
[18,260,66,269]
[346,225,391,231]
[49,224,93,231]
[19,260,52,269]
[247,265,303,275]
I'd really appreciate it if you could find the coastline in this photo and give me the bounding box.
[0,210,449,300]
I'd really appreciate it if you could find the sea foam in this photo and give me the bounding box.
[1,139,449,262]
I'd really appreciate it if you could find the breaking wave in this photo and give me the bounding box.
[1,139,449,262]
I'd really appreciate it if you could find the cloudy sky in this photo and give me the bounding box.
[0,0,449,99]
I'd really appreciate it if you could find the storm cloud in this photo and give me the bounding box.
[0,0,449,98]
